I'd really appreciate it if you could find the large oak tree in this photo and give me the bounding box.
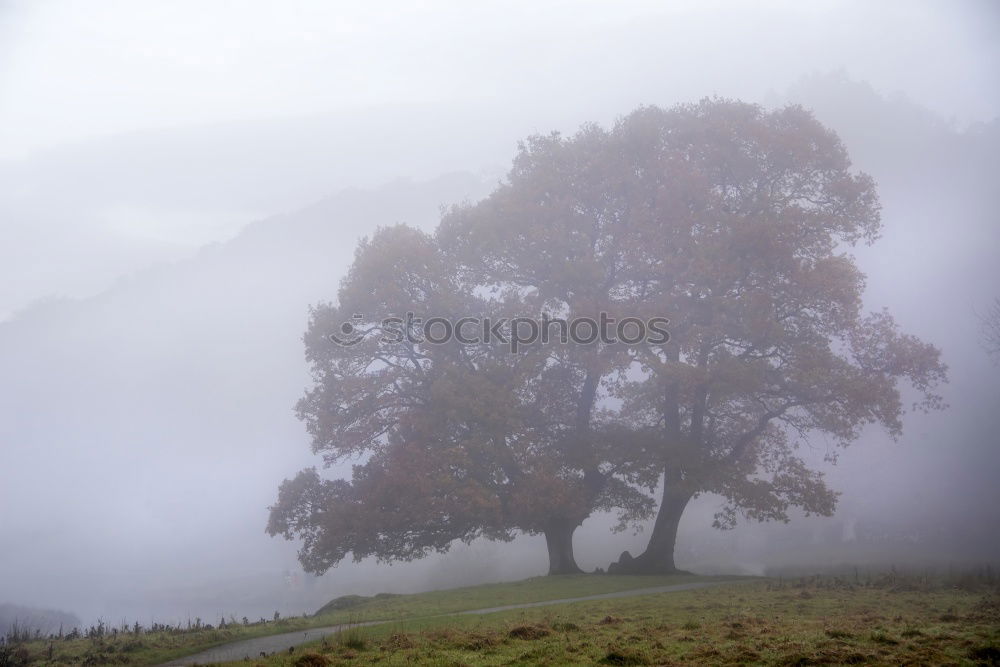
[270,99,946,576]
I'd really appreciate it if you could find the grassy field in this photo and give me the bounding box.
[221,574,1000,666]
[3,572,998,665]
[0,573,726,665]
[311,572,728,620]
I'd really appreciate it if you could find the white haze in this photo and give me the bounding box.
[0,0,998,626]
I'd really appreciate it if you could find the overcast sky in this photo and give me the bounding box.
[1,0,998,160]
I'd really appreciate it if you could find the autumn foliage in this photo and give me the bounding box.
[268,100,946,575]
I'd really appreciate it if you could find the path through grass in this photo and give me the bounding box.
[223,575,1000,666]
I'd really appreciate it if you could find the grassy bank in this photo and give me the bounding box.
[1,573,727,665]
[221,574,1000,666]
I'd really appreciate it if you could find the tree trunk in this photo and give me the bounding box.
[611,344,694,574]
[632,487,690,573]
[543,520,583,575]
[609,480,691,574]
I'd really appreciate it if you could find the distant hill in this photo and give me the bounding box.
[0,102,520,319]
[0,172,492,623]
[0,604,80,637]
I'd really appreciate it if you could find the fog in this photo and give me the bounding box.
[1,0,998,629]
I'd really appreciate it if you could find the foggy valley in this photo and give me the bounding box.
[1,2,998,665]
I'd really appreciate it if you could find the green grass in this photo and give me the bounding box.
[7,572,998,665]
[217,575,1000,666]
[1,617,327,667]
[2,573,725,665]
[312,572,729,622]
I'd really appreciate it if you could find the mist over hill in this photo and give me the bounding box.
[0,604,80,639]
[0,73,997,626]
[0,103,523,321]
[0,172,499,623]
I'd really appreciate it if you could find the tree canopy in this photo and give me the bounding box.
[269,99,946,575]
